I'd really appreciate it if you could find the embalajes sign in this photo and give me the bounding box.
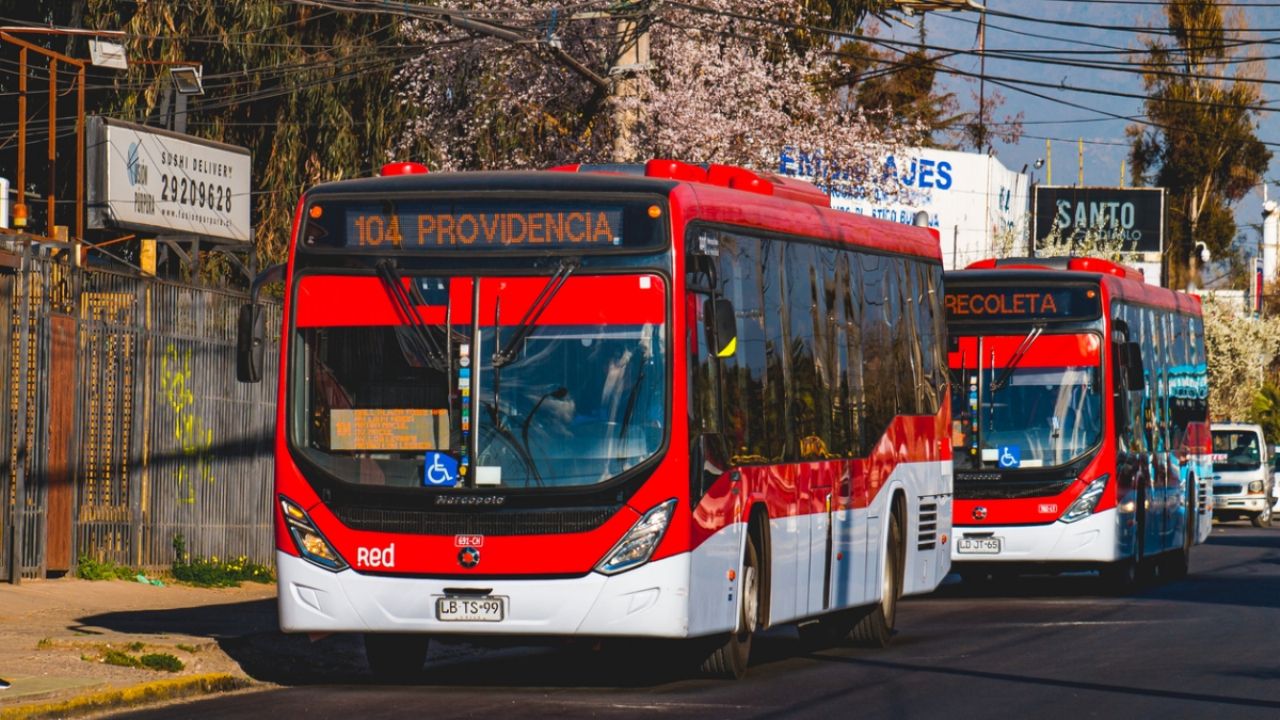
[1033,186,1164,255]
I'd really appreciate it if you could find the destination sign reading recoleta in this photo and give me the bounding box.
[337,203,625,249]
[87,117,252,243]
[944,286,1101,321]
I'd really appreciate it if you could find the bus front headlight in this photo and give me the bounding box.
[1248,480,1265,494]
[280,496,349,571]
[1061,474,1110,524]
[595,499,677,575]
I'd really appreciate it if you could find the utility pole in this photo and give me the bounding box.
[610,4,651,163]
[975,5,987,154]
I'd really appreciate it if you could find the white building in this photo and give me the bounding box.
[777,146,1032,270]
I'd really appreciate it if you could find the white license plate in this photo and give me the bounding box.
[958,536,1003,554]
[436,596,506,622]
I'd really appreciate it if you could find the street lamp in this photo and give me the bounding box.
[167,65,203,134]
[169,65,204,96]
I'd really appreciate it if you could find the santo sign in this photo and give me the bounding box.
[1033,186,1164,255]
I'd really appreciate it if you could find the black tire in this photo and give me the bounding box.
[364,633,429,682]
[797,610,855,651]
[850,508,903,648]
[700,538,760,679]
[1251,503,1272,528]
[1164,483,1195,580]
[1101,557,1138,594]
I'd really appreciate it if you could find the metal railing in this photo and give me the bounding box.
[1,246,280,581]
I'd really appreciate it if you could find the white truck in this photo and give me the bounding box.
[1211,423,1274,527]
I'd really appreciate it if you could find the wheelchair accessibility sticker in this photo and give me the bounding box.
[424,452,460,487]
[998,445,1021,469]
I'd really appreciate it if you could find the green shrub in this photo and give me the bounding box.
[139,653,185,672]
[94,647,185,672]
[77,555,137,581]
[101,649,141,668]
[171,534,274,587]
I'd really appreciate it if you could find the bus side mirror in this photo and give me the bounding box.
[704,297,737,358]
[1125,342,1144,391]
[236,263,286,384]
[237,303,265,384]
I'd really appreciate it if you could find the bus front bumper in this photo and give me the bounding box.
[276,550,694,638]
[951,508,1118,564]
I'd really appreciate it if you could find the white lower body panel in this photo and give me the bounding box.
[278,550,693,638]
[952,508,1119,564]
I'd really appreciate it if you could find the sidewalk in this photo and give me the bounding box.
[0,578,279,719]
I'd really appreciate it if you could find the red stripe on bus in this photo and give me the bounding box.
[948,333,1101,370]
[691,404,951,549]
[294,274,667,328]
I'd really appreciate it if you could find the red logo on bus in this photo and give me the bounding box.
[972,506,988,521]
[458,547,481,569]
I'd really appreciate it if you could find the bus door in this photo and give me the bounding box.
[1112,318,1149,561]
[686,246,748,633]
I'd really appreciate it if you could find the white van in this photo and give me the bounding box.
[1273,446,1280,513]
[1211,423,1273,527]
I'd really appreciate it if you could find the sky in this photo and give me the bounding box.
[883,0,1278,267]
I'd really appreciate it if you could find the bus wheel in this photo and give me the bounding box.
[1100,558,1138,594]
[850,509,903,648]
[1251,503,1272,528]
[1165,486,1195,580]
[700,538,760,679]
[797,611,855,650]
[364,633,429,682]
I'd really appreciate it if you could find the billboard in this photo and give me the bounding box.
[87,116,252,243]
[777,146,1030,270]
[1032,186,1164,255]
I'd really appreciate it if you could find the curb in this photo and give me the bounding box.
[0,673,254,720]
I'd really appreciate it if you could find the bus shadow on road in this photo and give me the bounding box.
[798,655,1280,714]
[77,600,833,689]
[927,554,1280,610]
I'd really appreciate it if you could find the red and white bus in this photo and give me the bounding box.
[237,159,953,679]
[945,257,1212,587]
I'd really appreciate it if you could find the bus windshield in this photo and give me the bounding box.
[290,273,666,489]
[950,333,1103,470]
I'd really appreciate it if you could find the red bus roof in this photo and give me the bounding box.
[954,257,1202,316]
[309,158,943,263]
[552,159,942,262]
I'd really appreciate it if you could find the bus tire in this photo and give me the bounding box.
[364,633,429,682]
[850,507,903,648]
[700,536,760,679]
[1101,558,1138,594]
[1251,504,1272,528]
[797,610,855,650]
[1165,483,1195,580]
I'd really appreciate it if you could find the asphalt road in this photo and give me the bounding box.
[115,521,1280,720]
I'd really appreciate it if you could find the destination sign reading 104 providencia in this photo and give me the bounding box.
[341,204,625,249]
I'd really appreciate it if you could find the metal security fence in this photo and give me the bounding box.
[1,246,280,581]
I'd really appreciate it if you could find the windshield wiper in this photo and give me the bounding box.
[493,258,578,368]
[989,325,1045,394]
[376,259,452,373]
